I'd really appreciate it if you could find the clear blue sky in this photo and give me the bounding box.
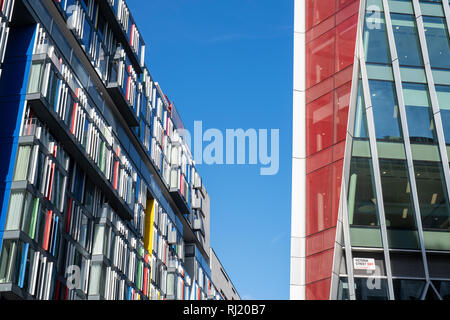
[128,0,294,300]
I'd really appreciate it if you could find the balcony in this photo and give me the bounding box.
[25,92,134,221]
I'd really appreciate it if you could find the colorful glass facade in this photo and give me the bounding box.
[291,0,450,300]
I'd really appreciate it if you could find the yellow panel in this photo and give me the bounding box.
[144,198,155,256]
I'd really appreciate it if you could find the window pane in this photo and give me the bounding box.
[393,279,426,300]
[414,160,450,230]
[5,191,25,231]
[423,16,450,69]
[436,85,450,143]
[348,157,380,227]
[13,145,31,181]
[0,240,18,284]
[379,159,417,230]
[391,13,424,67]
[364,12,391,64]
[403,83,436,143]
[370,80,402,141]
[354,277,389,300]
[27,63,43,94]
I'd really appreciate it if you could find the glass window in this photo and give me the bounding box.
[433,281,450,300]
[337,277,350,300]
[388,0,414,14]
[13,145,32,181]
[0,240,18,284]
[348,157,380,227]
[354,277,389,300]
[5,190,25,231]
[391,13,424,67]
[370,80,403,141]
[393,279,426,300]
[414,160,450,230]
[364,12,391,64]
[354,83,368,139]
[420,0,445,17]
[436,85,450,143]
[27,62,43,94]
[403,83,436,143]
[423,16,450,70]
[379,159,417,230]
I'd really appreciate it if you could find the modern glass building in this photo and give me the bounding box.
[291,0,450,300]
[0,0,238,300]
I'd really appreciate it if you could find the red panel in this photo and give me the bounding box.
[306,30,336,88]
[306,165,332,235]
[303,0,360,300]
[337,0,359,10]
[306,93,334,156]
[306,77,334,104]
[307,147,333,174]
[306,248,334,283]
[306,227,337,256]
[306,0,336,30]
[306,15,336,43]
[335,15,359,72]
[334,82,352,143]
[306,278,332,300]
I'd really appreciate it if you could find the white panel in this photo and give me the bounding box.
[291,236,306,258]
[294,0,306,34]
[292,90,306,159]
[291,157,306,239]
[293,32,306,92]
[290,257,306,287]
[290,284,305,300]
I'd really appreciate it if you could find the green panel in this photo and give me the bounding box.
[377,142,406,160]
[433,69,450,86]
[388,0,414,14]
[350,227,383,248]
[352,140,371,158]
[400,67,427,83]
[411,144,441,162]
[387,229,420,249]
[419,2,444,17]
[424,231,450,251]
[366,64,394,81]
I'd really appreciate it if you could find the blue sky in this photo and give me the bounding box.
[127,0,294,300]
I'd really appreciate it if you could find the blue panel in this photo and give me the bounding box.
[0,24,37,241]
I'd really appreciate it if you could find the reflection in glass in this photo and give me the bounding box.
[432,281,450,300]
[354,277,389,300]
[354,83,368,139]
[370,80,402,141]
[403,83,436,143]
[414,161,450,230]
[391,13,424,67]
[423,16,450,70]
[379,159,416,229]
[348,157,380,227]
[364,12,391,64]
[337,277,350,300]
[393,279,426,300]
[436,85,450,143]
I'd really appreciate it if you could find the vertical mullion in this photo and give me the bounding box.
[358,25,395,300]
[381,0,430,285]
[442,0,450,34]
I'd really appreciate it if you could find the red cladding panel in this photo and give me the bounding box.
[303,0,360,299]
[306,165,332,235]
[306,92,334,156]
[306,278,332,300]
